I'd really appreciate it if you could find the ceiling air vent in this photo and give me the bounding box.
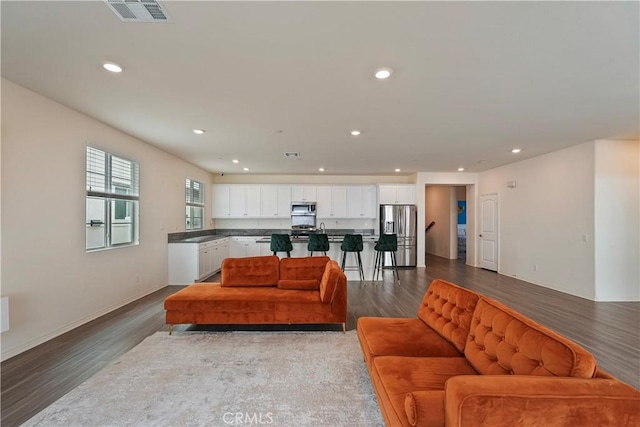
[104,0,172,23]
[284,152,301,158]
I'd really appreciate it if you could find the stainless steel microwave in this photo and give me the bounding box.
[291,202,316,216]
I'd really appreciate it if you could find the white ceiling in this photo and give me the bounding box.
[2,1,638,175]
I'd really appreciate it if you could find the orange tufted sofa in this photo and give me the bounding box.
[164,255,347,332]
[357,279,640,427]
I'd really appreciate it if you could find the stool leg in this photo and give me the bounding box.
[287,251,291,258]
[356,251,364,281]
[391,251,400,283]
[373,251,380,281]
[273,251,277,256]
[341,251,346,270]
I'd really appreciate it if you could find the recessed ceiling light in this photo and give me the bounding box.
[350,130,362,136]
[232,159,239,164]
[243,167,249,171]
[374,68,393,79]
[394,168,401,173]
[511,148,522,154]
[318,168,325,172]
[193,129,205,135]
[103,62,123,73]
[458,167,465,172]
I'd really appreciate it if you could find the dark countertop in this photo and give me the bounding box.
[168,228,375,243]
[169,235,229,244]
[256,235,378,243]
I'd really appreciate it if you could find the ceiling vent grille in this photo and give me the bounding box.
[104,0,172,23]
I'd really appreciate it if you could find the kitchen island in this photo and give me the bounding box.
[256,235,380,281]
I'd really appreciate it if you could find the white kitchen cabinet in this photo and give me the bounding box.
[228,185,261,218]
[260,185,291,218]
[169,237,229,285]
[378,184,415,205]
[230,236,262,258]
[346,185,377,218]
[317,186,347,218]
[212,185,231,217]
[290,185,317,202]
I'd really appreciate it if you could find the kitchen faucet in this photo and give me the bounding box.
[319,222,326,234]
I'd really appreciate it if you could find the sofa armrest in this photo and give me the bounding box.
[444,375,640,427]
[329,270,347,317]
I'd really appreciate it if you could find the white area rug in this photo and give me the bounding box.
[24,331,383,427]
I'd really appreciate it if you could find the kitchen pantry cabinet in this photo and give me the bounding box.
[346,185,376,218]
[378,184,415,205]
[168,238,229,285]
[290,185,317,202]
[316,186,347,218]
[260,186,291,218]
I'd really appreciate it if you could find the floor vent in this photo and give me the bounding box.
[104,0,172,23]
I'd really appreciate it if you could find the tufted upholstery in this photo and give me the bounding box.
[221,255,279,287]
[270,233,293,253]
[374,234,398,252]
[307,233,330,253]
[341,234,363,252]
[464,298,597,378]
[417,279,480,352]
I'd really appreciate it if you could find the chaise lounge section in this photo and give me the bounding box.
[165,255,347,332]
[357,279,640,427]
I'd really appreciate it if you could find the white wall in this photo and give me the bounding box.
[594,140,640,301]
[1,79,212,360]
[479,142,596,300]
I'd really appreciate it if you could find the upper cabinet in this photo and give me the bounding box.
[378,184,415,205]
[346,185,376,218]
[213,185,260,218]
[290,185,317,202]
[316,186,347,218]
[260,185,291,218]
[212,184,379,219]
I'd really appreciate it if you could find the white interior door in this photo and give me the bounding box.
[479,194,498,271]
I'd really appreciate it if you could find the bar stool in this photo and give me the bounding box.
[340,234,364,281]
[270,234,292,257]
[373,234,399,283]
[308,233,329,256]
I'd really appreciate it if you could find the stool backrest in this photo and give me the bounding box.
[270,234,293,252]
[341,234,363,251]
[308,233,330,251]
[375,234,397,251]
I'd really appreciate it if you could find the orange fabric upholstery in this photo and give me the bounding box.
[417,279,479,352]
[165,256,347,327]
[356,279,640,427]
[220,256,279,287]
[465,297,597,378]
[277,279,319,290]
[319,260,342,303]
[279,256,329,281]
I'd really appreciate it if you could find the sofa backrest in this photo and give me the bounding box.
[319,260,343,303]
[418,279,480,353]
[465,297,597,378]
[221,256,279,287]
[278,256,330,290]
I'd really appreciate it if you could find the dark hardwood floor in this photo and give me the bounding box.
[2,255,638,426]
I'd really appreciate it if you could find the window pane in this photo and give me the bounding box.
[111,155,134,195]
[86,197,106,250]
[111,199,135,245]
[86,147,106,192]
[186,206,204,230]
[192,181,203,204]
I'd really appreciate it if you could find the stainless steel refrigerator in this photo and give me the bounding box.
[380,204,417,267]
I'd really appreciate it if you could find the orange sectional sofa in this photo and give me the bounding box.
[357,279,640,427]
[164,255,347,332]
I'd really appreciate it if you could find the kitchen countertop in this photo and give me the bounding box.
[169,235,229,244]
[255,235,378,243]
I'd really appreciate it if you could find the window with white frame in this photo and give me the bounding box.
[185,178,204,230]
[86,146,140,250]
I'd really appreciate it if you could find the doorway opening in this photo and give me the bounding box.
[456,187,467,260]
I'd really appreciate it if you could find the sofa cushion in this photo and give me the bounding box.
[319,260,341,303]
[279,256,329,282]
[357,317,462,366]
[464,297,597,378]
[417,279,480,352]
[372,356,477,427]
[221,256,279,287]
[277,279,319,290]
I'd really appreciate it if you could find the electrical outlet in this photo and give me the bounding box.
[582,234,589,242]
[533,265,538,271]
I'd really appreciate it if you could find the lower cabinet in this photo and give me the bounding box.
[168,238,229,285]
[229,237,262,258]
